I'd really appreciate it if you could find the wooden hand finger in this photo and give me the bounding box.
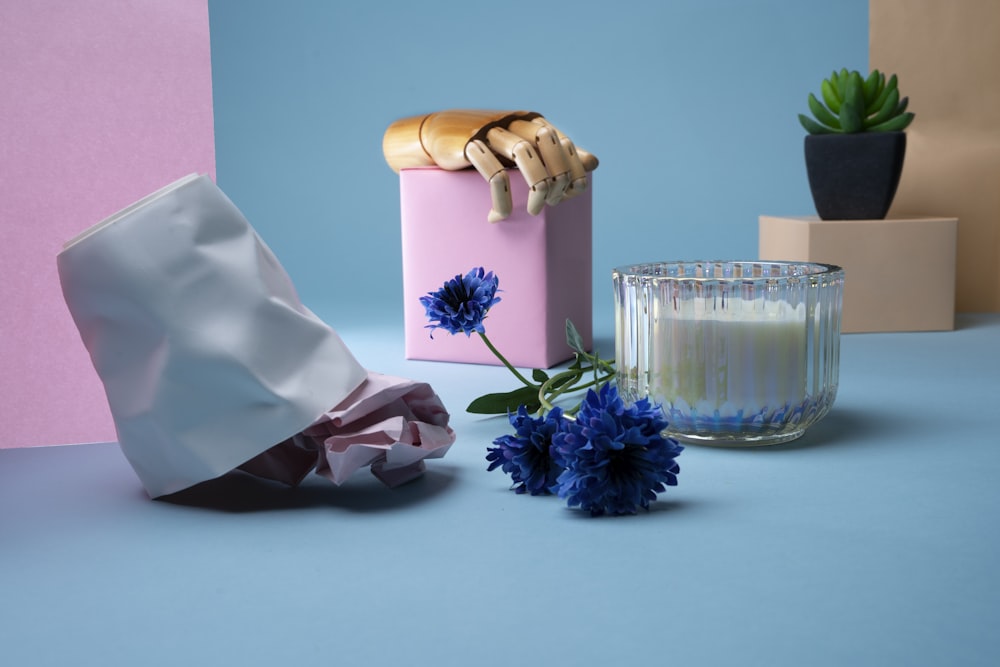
[534,127,572,204]
[508,120,571,205]
[485,127,550,215]
[560,136,590,198]
[466,139,513,222]
[531,117,598,197]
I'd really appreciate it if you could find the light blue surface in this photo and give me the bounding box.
[207,0,869,324]
[3,315,1000,667]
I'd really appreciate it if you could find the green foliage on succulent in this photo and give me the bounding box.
[799,68,915,134]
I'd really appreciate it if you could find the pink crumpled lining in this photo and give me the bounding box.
[238,371,455,488]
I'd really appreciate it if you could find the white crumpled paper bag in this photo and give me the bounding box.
[58,174,453,498]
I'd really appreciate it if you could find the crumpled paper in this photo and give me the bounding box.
[239,371,454,488]
[57,173,455,498]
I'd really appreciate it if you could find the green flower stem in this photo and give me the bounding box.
[478,332,535,388]
[537,368,616,413]
[586,355,615,375]
[537,369,582,412]
[575,349,615,376]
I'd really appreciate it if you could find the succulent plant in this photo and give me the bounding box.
[799,68,915,134]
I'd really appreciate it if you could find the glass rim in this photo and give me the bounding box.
[612,260,844,283]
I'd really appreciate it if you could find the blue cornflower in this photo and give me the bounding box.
[420,267,501,337]
[486,406,566,495]
[553,384,683,516]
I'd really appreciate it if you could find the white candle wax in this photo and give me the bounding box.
[651,299,809,416]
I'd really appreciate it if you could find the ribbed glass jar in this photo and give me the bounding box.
[614,261,844,446]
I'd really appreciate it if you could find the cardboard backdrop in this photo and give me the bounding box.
[871,0,1000,313]
[0,1,215,448]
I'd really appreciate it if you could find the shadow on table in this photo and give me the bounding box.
[745,406,892,451]
[555,497,701,521]
[156,464,461,513]
[953,312,994,330]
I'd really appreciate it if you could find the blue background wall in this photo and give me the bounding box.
[208,0,868,332]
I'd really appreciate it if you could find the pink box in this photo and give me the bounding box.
[400,167,593,368]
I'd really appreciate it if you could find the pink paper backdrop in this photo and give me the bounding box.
[0,1,215,448]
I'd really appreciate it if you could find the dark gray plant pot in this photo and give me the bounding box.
[804,131,906,220]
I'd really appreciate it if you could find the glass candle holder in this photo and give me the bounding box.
[614,261,844,446]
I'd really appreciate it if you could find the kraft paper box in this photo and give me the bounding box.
[399,167,593,369]
[759,215,958,333]
[871,0,1000,313]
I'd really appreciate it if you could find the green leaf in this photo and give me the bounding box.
[808,92,841,129]
[864,86,899,128]
[866,112,914,133]
[839,101,863,133]
[799,113,836,135]
[845,71,865,110]
[836,68,849,100]
[894,96,909,117]
[531,368,549,383]
[862,69,881,103]
[466,386,541,415]
[821,78,841,114]
[867,71,887,114]
[867,73,897,116]
[565,319,587,355]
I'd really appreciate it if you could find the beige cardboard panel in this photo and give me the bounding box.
[870,0,1000,312]
[759,216,957,333]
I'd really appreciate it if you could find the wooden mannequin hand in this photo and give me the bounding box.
[383,110,598,222]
